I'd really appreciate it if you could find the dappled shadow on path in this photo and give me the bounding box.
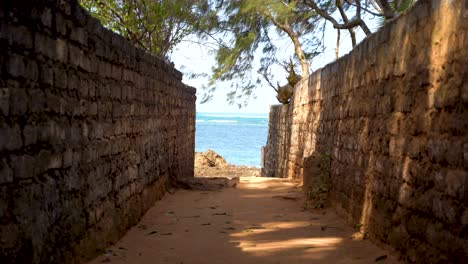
[87,177,400,264]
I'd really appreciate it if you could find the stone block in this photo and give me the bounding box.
[0,123,22,151]
[53,67,68,89]
[79,78,89,97]
[0,224,20,253]
[37,149,62,170]
[464,143,468,169]
[0,87,9,115]
[10,88,30,116]
[69,44,86,70]
[1,23,33,49]
[0,158,13,184]
[111,65,122,81]
[40,63,54,86]
[462,80,468,103]
[426,139,448,164]
[395,95,413,113]
[462,208,468,226]
[67,71,80,92]
[63,148,73,168]
[35,33,57,60]
[446,140,463,167]
[445,169,466,199]
[389,137,406,157]
[398,182,414,205]
[56,38,68,63]
[70,27,87,46]
[413,189,436,213]
[23,125,38,146]
[407,214,428,236]
[433,78,462,109]
[432,194,457,224]
[386,113,403,136]
[388,225,410,250]
[11,154,35,179]
[98,61,112,78]
[6,53,26,78]
[407,137,426,159]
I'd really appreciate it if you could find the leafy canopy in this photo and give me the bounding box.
[80,0,417,106]
[80,0,217,58]
[202,0,329,106]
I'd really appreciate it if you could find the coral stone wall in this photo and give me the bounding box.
[265,0,467,262]
[0,0,195,263]
[261,104,290,178]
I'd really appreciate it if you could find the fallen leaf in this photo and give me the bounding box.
[375,255,387,262]
[202,223,211,226]
[182,215,200,218]
[147,231,158,235]
[272,195,298,201]
[249,226,266,230]
[213,212,227,216]
[161,232,172,236]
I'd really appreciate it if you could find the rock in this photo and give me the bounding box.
[194,150,259,178]
[194,150,227,168]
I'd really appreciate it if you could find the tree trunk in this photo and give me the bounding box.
[335,28,340,60]
[272,20,310,76]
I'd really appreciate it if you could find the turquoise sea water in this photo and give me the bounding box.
[195,112,269,167]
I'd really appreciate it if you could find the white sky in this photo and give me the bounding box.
[171,18,373,114]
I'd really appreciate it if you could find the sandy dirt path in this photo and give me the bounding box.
[88,177,400,264]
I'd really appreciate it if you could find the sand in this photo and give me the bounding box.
[87,177,400,264]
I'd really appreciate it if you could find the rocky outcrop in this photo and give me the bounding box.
[195,149,228,167]
[195,150,259,178]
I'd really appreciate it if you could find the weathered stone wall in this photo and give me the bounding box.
[265,0,467,262]
[0,1,195,263]
[261,104,290,177]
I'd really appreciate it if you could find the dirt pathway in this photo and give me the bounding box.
[88,177,400,264]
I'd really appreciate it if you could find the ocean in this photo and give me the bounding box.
[195,112,269,167]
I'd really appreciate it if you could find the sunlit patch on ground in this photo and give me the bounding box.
[236,237,343,253]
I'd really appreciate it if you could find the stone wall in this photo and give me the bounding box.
[265,0,467,262]
[0,1,196,263]
[261,104,290,177]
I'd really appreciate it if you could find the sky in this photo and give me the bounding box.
[171,17,372,114]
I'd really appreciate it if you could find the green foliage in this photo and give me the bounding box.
[80,0,217,58]
[375,0,416,29]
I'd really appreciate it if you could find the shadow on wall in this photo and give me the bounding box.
[261,105,291,178]
[286,0,467,263]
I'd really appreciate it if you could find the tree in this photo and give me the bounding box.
[79,0,217,59]
[205,0,327,105]
[80,0,417,106]
[206,0,417,105]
